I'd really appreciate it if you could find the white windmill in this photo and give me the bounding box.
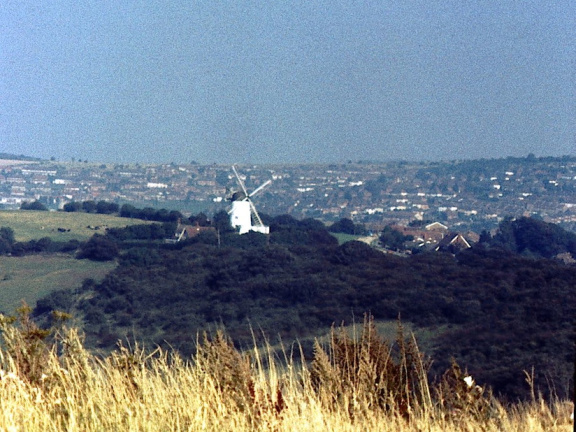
[228,165,271,234]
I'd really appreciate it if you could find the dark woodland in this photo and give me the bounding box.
[20,212,575,401]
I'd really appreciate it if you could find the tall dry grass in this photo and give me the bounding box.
[0,309,572,431]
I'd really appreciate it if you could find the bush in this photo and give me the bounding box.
[34,289,75,316]
[78,235,119,261]
[328,218,367,235]
[121,248,161,267]
[0,227,15,254]
[96,201,119,214]
[20,200,48,211]
[63,201,82,212]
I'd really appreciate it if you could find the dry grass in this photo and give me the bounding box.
[0,310,572,432]
[309,316,432,419]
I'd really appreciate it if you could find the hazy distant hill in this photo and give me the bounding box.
[0,153,42,161]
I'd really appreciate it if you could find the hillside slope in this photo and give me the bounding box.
[33,216,576,400]
[0,210,154,242]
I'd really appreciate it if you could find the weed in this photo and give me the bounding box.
[196,330,256,412]
[310,315,432,419]
[0,302,52,385]
[435,359,495,424]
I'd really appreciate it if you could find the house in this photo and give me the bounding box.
[435,232,472,252]
[390,225,443,244]
[425,222,449,232]
[175,223,215,241]
[390,221,448,245]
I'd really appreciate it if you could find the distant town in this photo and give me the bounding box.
[1,154,575,234]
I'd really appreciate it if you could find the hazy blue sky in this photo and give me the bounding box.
[1,1,574,164]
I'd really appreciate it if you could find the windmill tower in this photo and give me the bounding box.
[228,165,271,234]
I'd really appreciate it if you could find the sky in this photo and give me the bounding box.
[1,1,574,165]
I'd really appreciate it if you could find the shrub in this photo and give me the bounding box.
[20,200,48,211]
[77,234,119,261]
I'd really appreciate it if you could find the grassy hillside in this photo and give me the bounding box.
[61,229,574,400]
[25,214,576,402]
[0,254,115,313]
[0,210,152,242]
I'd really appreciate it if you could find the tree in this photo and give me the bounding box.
[479,230,492,244]
[379,226,411,251]
[34,237,52,252]
[168,210,184,222]
[96,201,119,214]
[63,201,82,212]
[213,210,233,233]
[328,218,356,234]
[0,227,15,245]
[328,218,367,235]
[0,227,15,254]
[491,216,576,258]
[120,204,137,218]
[21,201,48,211]
[140,207,157,221]
[189,212,210,226]
[77,235,119,261]
[82,201,97,213]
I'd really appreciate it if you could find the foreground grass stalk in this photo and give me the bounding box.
[0,310,572,431]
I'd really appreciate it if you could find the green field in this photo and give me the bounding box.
[0,210,135,313]
[331,232,378,245]
[0,210,152,242]
[0,254,115,313]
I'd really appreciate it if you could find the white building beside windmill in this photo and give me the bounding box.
[228,165,271,234]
